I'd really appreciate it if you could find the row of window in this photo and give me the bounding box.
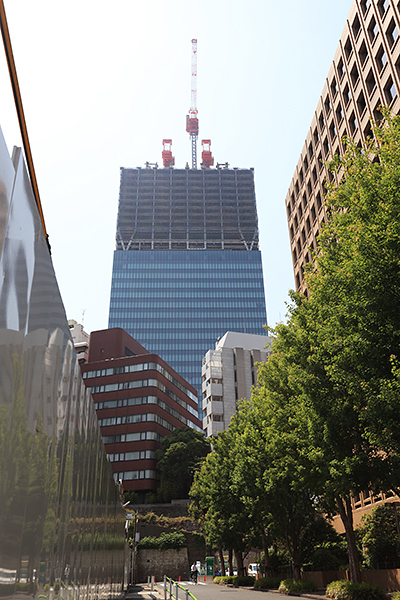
[90,378,198,418]
[110,291,266,300]
[109,300,264,310]
[113,265,263,274]
[112,470,157,481]
[95,395,200,430]
[84,361,197,402]
[108,450,156,463]
[99,411,174,432]
[103,430,163,444]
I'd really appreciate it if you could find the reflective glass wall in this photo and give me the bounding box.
[0,127,126,600]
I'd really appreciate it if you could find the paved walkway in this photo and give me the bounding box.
[125,584,159,599]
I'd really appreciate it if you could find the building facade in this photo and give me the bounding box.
[81,328,201,501]
[286,0,400,292]
[108,166,268,404]
[68,318,90,364]
[202,331,270,437]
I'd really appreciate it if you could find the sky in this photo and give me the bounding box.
[0,0,352,334]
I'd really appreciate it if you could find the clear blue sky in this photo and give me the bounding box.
[0,0,352,333]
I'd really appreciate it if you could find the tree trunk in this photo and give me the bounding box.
[261,528,271,575]
[234,550,245,577]
[228,548,233,577]
[219,548,226,576]
[335,494,360,583]
[291,540,301,580]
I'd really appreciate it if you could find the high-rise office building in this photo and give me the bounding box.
[108,166,268,405]
[286,0,400,293]
[202,331,270,437]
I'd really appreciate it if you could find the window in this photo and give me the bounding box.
[368,16,379,42]
[331,77,338,97]
[302,193,307,208]
[287,204,292,218]
[349,111,358,133]
[386,18,399,47]
[366,68,376,95]
[316,191,322,210]
[304,155,309,172]
[324,96,332,114]
[358,40,368,65]
[337,57,345,80]
[301,228,306,245]
[319,113,325,130]
[373,101,383,122]
[308,141,314,158]
[357,90,367,115]
[307,180,312,197]
[311,205,316,222]
[323,137,330,156]
[329,121,337,140]
[298,204,303,218]
[294,214,298,229]
[306,217,311,233]
[313,128,319,145]
[293,247,297,262]
[352,14,361,38]
[360,0,370,14]
[344,37,353,59]
[343,83,351,105]
[317,152,323,172]
[351,63,360,86]
[384,76,397,102]
[295,181,299,195]
[336,102,343,122]
[299,168,304,183]
[364,121,373,139]
[378,0,390,16]
[376,44,388,71]
[291,192,295,208]
[312,167,317,183]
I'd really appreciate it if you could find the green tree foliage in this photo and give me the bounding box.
[156,427,211,502]
[358,505,400,569]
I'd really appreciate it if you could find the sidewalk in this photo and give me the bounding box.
[125,584,161,599]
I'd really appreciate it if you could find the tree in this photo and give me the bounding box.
[156,427,211,502]
[258,111,400,582]
[358,505,400,569]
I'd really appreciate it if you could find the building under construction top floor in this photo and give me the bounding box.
[116,167,259,252]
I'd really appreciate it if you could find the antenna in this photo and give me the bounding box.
[186,39,199,169]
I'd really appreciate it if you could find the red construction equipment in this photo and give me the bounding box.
[186,39,199,168]
[201,139,214,168]
[162,139,175,168]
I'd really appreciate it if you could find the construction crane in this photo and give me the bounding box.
[201,139,214,168]
[162,139,175,167]
[186,38,199,169]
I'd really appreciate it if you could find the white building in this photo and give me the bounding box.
[202,332,271,437]
[68,319,90,364]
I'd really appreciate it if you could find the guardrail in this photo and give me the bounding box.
[163,576,197,600]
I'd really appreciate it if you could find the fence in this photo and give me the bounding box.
[163,576,197,600]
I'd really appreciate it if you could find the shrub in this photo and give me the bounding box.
[213,575,255,587]
[254,577,282,589]
[137,531,186,550]
[279,579,317,595]
[326,580,352,600]
[392,593,400,600]
[349,583,387,600]
[326,580,386,600]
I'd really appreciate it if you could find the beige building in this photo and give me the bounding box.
[201,332,270,437]
[286,0,400,293]
[68,319,90,364]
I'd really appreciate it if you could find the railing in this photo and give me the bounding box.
[163,576,197,600]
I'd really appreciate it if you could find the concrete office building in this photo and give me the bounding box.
[108,167,268,406]
[81,328,201,500]
[286,0,400,292]
[202,331,270,437]
[68,318,90,364]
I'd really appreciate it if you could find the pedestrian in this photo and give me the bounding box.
[190,562,198,584]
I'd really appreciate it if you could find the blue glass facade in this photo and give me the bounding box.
[108,249,267,396]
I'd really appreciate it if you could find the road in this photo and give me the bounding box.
[156,580,295,600]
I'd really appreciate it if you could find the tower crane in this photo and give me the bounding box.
[162,139,175,167]
[201,139,214,168]
[186,39,199,169]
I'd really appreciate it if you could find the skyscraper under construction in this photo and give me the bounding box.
[108,165,268,411]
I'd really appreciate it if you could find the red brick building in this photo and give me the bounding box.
[81,328,201,501]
